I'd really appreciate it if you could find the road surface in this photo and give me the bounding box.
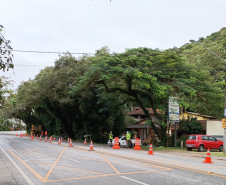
[0,131,226,185]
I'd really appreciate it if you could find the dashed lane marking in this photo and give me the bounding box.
[120,176,149,185]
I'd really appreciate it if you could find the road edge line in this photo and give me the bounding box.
[0,145,35,185]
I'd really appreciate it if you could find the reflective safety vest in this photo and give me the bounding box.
[109,133,113,139]
[126,133,131,140]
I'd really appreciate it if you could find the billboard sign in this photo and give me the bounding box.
[169,97,179,122]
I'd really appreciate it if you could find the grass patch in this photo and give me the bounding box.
[141,146,186,151]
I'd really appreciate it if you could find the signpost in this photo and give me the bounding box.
[222,118,226,129]
[169,97,179,148]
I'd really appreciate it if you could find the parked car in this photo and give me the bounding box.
[186,134,223,152]
[107,136,141,147]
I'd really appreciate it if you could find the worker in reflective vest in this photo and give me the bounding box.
[109,131,114,147]
[126,131,131,149]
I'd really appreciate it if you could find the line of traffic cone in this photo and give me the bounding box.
[147,144,154,155]
[89,140,95,151]
[203,148,213,163]
[68,138,73,147]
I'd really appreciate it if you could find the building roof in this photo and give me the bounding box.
[184,112,215,119]
[127,107,162,116]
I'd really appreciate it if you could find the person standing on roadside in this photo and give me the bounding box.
[109,131,114,147]
[126,131,131,149]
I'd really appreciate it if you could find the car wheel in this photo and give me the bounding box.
[187,148,192,151]
[198,145,204,152]
[219,145,223,152]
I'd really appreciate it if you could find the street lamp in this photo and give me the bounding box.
[190,39,226,154]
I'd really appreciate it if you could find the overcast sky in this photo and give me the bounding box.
[1,0,226,89]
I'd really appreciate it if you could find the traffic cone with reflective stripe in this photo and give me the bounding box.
[31,135,33,140]
[54,136,56,141]
[68,138,73,147]
[134,138,141,150]
[16,133,18,136]
[48,137,51,143]
[203,148,213,163]
[39,135,42,141]
[89,140,95,151]
[68,137,70,143]
[58,137,61,145]
[37,134,38,138]
[84,138,87,145]
[61,137,63,142]
[45,136,47,142]
[147,144,154,155]
[20,134,22,137]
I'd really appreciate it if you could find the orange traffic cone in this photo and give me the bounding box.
[20,134,22,137]
[68,137,70,143]
[84,138,87,145]
[44,136,47,142]
[112,137,120,149]
[89,140,95,151]
[147,144,154,155]
[54,136,56,141]
[61,137,63,142]
[58,137,61,145]
[39,136,42,141]
[134,138,141,150]
[203,148,213,163]
[37,134,38,138]
[48,137,51,143]
[31,135,33,140]
[68,138,73,147]
[16,133,18,136]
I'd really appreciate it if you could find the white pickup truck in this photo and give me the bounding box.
[107,136,141,147]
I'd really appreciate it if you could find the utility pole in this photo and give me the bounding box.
[190,39,226,154]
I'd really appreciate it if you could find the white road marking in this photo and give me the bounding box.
[23,143,29,145]
[120,176,149,185]
[63,156,81,163]
[0,146,35,185]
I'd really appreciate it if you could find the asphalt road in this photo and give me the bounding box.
[0,132,226,185]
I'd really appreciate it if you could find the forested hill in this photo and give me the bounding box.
[176,27,226,78]
[168,27,226,118]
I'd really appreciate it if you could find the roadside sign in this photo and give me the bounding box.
[222,118,226,128]
[169,97,179,122]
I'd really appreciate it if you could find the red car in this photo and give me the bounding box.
[186,134,223,152]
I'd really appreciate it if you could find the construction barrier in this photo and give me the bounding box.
[112,137,120,149]
[147,144,154,155]
[203,148,213,163]
[134,138,141,150]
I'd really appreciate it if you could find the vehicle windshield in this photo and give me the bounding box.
[188,136,196,140]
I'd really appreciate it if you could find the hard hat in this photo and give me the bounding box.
[127,131,129,133]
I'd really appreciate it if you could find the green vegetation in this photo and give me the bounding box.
[1,27,226,143]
